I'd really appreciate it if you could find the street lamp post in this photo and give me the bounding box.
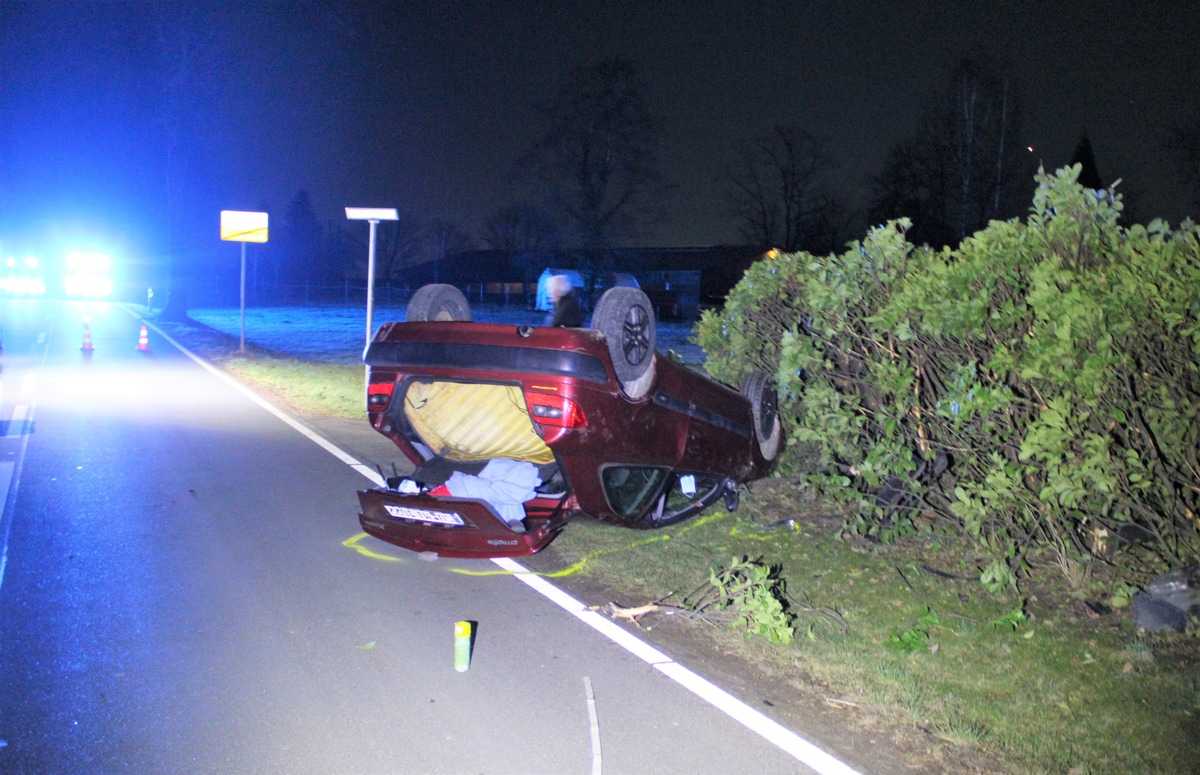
[345,208,399,353]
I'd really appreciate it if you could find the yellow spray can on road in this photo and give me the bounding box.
[454,621,472,672]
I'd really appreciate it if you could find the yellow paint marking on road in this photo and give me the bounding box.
[343,512,734,576]
[342,532,402,561]
[454,534,674,578]
[452,513,731,578]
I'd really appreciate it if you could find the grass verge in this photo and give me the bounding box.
[530,508,1200,773]
[164,319,1200,774]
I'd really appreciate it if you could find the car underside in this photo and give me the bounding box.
[356,285,780,558]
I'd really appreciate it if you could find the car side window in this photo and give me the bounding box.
[661,472,726,520]
[601,466,671,519]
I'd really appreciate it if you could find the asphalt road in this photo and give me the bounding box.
[0,299,851,774]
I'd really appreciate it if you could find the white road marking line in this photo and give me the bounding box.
[0,462,15,593]
[143,318,385,488]
[583,676,602,775]
[138,309,864,775]
[20,373,36,397]
[7,406,27,439]
[494,557,864,774]
[0,406,36,596]
[36,333,46,345]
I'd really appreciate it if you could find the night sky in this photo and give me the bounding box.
[2,1,1197,261]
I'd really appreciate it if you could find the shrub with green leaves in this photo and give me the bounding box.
[684,557,795,644]
[696,165,1200,583]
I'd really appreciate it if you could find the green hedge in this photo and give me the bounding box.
[696,166,1200,586]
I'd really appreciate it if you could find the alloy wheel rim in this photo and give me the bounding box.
[621,305,650,365]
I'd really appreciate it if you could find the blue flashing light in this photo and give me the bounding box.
[1,254,47,296]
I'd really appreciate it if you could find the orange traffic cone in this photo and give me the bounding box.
[81,323,94,352]
[136,325,150,352]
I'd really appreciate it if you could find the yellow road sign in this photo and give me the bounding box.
[220,210,269,242]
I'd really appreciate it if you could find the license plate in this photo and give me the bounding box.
[383,503,465,526]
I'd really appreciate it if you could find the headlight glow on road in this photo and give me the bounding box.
[64,274,113,297]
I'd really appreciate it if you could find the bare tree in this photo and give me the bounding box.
[373,214,426,283]
[431,220,476,258]
[870,58,1031,247]
[429,220,476,283]
[519,58,667,250]
[483,202,559,251]
[726,125,843,253]
[870,136,957,248]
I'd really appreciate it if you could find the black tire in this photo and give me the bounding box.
[591,287,656,398]
[406,284,471,322]
[740,370,782,461]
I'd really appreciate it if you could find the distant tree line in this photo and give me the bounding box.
[242,55,1200,305]
[144,16,1200,312]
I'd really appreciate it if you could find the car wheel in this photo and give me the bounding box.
[406,284,472,322]
[741,370,782,461]
[591,287,656,399]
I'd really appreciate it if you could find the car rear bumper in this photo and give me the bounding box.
[357,488,570,558]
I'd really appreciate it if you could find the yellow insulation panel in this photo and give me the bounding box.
[403,380,555,464]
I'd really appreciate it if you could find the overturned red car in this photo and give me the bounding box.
[357,284,780,558]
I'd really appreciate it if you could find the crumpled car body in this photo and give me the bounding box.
[356,285,781,558]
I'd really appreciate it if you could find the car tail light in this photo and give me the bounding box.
[367,381,396,409]
[523,391,587,429]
